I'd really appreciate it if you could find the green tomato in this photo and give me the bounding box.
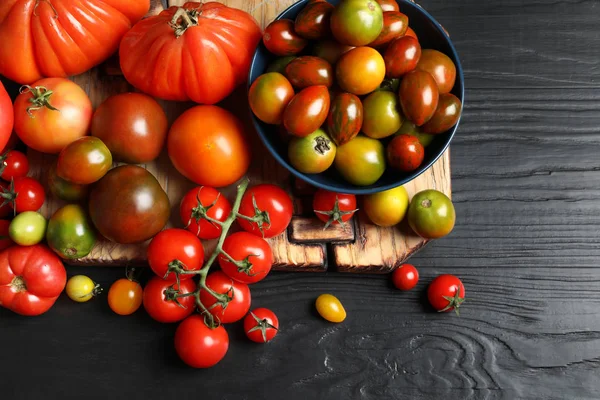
[334,135,386,186]
[288,129,337,174]
[47,204,97,259]
[362,91,402,139]
[330,0,384,46]
[396,119,435,147]
[408,189,456,239]
[9,211,47,246]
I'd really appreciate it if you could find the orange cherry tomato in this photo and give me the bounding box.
[108,278,143,316]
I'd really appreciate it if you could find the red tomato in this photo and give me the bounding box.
[120,2,261,104]
[175,315,229,368]
[219,232,273,284]
[180,186,232,240]
[13,78,92,154]
[312,190,357,228]
[399,70,440,126]
[0,82,13,152]
[1,176,46,213]
[244,308,279,343]
[283,85,331,137]
[143,277,197,323]
[0,244,66,316]
[0,150,29,181]
[391,264,419,291]
[0,220,13,251]
[405,27,418,40]
[387,134,425,172]
[168,105,251,188]
[56,137,112,185]
[263,19,308,56]
[428,274,465,315]
[384,36,421,78]
[200,271,251,324]
[147,229,204,282]
[376,0,400,12]
[237,184,293,238]
[108,278,143,316]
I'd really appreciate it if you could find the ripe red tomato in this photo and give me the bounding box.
[313,190,357,228]
[0,244,66,316]
[249,72,295,125]
[283,85,331,137]
[0,220,13,251]
[263,19,308,56]
[399,70,440,126]
[428,274,465,315]
[416,49,457,94]
[56,137,112,185]
[143,277,197,323]
[244,308,279,343]
[0,82,13,152]
[147,229,204,282]
[387,134,425,172]
[421,93,462,135]
[175,315,229,368]
[391,264,419,291]
[108,278,143,316]
[384,36,422,78]
[120,2,261,104]
[237,184,293,238]
[219,232,273,284]
[284,56,334,89]
[200,271,251,324]
[0,150,29,181]
[294,1,334,40]
[1,176,46,213]
[180,186,232,240]
[168,105,251,188]
[13,78,92,154]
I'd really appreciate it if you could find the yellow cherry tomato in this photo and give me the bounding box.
[108,278,143,316]
[315,294,346,323]
[66,275,101,303]
[363,185,409,227]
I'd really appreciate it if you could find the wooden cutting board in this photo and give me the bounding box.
[27,0,451,274]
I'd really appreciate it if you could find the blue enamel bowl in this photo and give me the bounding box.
[248,0,464,195]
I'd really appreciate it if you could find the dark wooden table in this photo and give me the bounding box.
[2,0,599,399]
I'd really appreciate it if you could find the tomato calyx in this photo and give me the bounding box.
[314,136,333,155]
[237,193,271,237]
[186,188,223,235]
[314,196,358,229]
[11,276,27,292]
[439,287,465,316]
[0,178,17,215]
[19,85,60,117]
[169,7,201,38]
[246,311,279,343]
[221,250,258,277]
[163,284,192,310]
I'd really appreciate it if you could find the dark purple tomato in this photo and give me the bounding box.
[312,40,354,65]
[283,85,330,137]
[370,11,408,48]
[285,56,333,88]
[263,19,308,56]
[384,36,421,78]
[416,49,457,94]
[387,134,425,172]
[326,92,363,146]
[399,70,439,126]
[294,1,334,40]
[421,93,462,134]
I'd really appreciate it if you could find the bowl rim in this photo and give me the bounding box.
[247,0,465,195]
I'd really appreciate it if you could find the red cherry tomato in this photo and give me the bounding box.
[387,134,425,172]
[219,232,273,284]
[200,271,251,324]
[237,184,293,238]
[1,176,46,213]
[312,189,357,228]
[0,150,29,181]
[263,19,308,56]
[147,228,204,281]
[143,277,197,323]
[428,274,465,315]
[391,264,419,291]
[244,308,279,343]
[174,315,229,368]
[179,186,232,240]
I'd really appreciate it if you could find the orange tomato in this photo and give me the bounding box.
[335,47,385,95]
[108,278,143,316]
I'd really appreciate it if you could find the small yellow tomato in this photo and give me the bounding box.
[363,186,409,227]
[66,275,101,303]
[315,294,346,323]
[108,278,143,316]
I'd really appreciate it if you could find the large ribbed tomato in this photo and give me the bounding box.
[0,0,149,84]
[120,2,262,105]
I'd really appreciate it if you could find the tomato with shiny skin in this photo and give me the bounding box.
[285,56,333,89]
[399,70,439,126]
[315,294,346,323]
[263,19,308,56]
[376,0,399,12]
[175,315,229,368]
[89,165,170,244]
[370,11,408,48]
[428,274,465,315]
[249,73,295,125]
[336,47,386,95]
[295,0,334,40]
[0,244,66,316]
[405,26,418,40]
[244,308,279,343]
[1,176,46,213]
[219,232,273,284]
[91,93,168,164]
[363,185,409,227]
[120,2,261,104]
[0,82,14,152]
[266,56,297,74]
[362,91,402,139]
[326,92,363,146]
[392,264,419,291]
[143,277,197,323]
[416,49,457,94]
[288,129,337,174]
[147,229,204,281]
[283,85,330,137]
[180,186,231,240]
[47,163,88,203]
[334,136,386,186]
[387,134,425,172]
[312,40,354,65]
[66,275,100,303]
[0,220,13,251]
[313,190,357,228]
[237,184,293,238]
[56,137,112,185]
[376,78,401,93]
[0,150,29,181]
[421,93,462,134]
[9,211,47,246]
[13,78,92,154]
[408,189,456,239]
[384,36,421,78]
[108,278,143,316]
[200,271,251,324]
[331,0,383,46]
[395,120,435,147]
[46,204,96,260]
[168,105,251,187]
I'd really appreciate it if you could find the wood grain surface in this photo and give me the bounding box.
[2,0,600,399]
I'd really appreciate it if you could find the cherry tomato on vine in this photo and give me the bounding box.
[244,308,279,343]
[0,150,29,181]
[174,315,229,368]
[143,277,197,324]
[66,275,101,303]
[428,274,465,315]
[1,176,45,213]
[179,186,231,240]
[313,190,357,229]
[391,264,419,291]
[108,278,143,316]
[147,229,204,282]
[237,184,293,238]
[200,271,251,324]
[219,232,273,284]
